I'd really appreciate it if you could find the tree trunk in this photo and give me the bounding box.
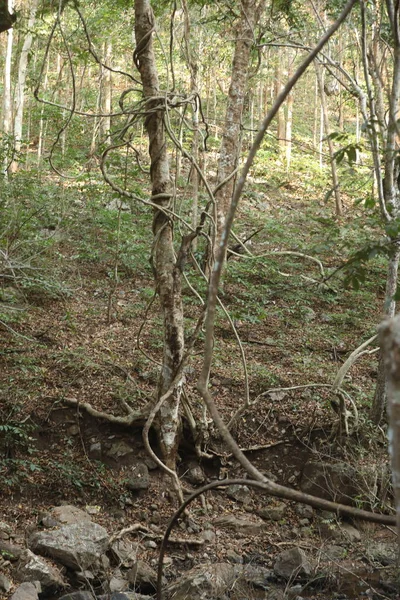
[315,63,343,216]
[379,314,400,545]
[214,0,265,251]
[2,0,14,178]
[274,49,286,151]
[134,0,184,470]
[285,50,294,173]
[100,42,112,142]
[371,2,400,424]
[11,0,38,173]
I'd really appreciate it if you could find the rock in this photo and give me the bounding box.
[98,594,150,600]
[10,582,41,600]
[186,461,206,485]
[88,442,102,460]
[338,523,361,543]
[0,521,12,538]
[50,505,92,525]
[15,549,66,591]
[240,564,275,589]
[258,502,287,521]
[166,562,275,600]
[294,504,314,520]
[274,547,313,580]
[127,559,158,592]
[0,574,11,592]
[226,484,252,505]
[110,539,138,566]
[0,539,22,560]
[303,307,316,321]
[165,563,236,600]
[107,440,135,460]
[226,549,242,563]
[85,505,101,516]
[105,199,130,211]
[58,593,95,600]
[126,462,150,491]
[144,540,157,549]
[321,545,347,560]
[109,574,129,592]
[199,529,215,543]
[41,516,60,528]
[29,521,109,570]
[288,584,304,598]
[366,541,397,565]
[143,456,158,470]
[214,515,264,536]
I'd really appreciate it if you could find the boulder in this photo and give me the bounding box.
[274,547,312,580]
[50,505,92,525]
[106,440,135,461]
[98,594,150,600]
[165,562,275,600]
[126,462,150,491]
[366,541,397,565]
[29,521,109,570]
[58,593,95,600]
[110,539,138,566]
[0,574,11,593]
[186,461,206,485]
[10,582,41,600]
[258,502,287,521]
[15,549,66,591]
[0,538,22,560]
[226,484,252,505]
[214,515,264,536]
[127,559,158,592]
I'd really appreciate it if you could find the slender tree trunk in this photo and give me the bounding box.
[11,0,38,173]
[2,0,14,177]
[37,54,50,169]
[134,0,184,470]
[101,42,112,142]
[315,63,343,216]
[214,0,265,252]
[285,50,294,173]
[274,48,286,150]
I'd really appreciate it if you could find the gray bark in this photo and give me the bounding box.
[134,0,184,469]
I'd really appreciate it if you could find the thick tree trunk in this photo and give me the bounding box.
[11,0,39,173]
[214,0,265,251]
[134,0,184,470]
[371,4,400,424]
[372,246,400,424]
[379,314,400,543]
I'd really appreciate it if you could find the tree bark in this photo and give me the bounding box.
[11,0,39,173]
[134,0,184,470]
[214,0,265,252]
[379,314,400,545]
[315,63,343,216]
[2,0,14,177]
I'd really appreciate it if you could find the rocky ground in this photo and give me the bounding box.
[1,179,399,599]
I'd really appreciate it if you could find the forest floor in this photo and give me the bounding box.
[0,165,398,599]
